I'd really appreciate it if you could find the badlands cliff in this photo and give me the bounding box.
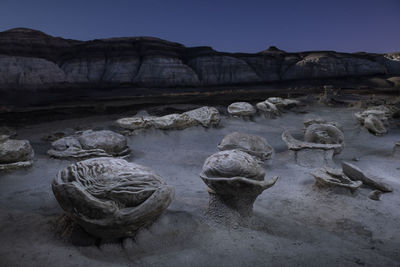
[0,27,399,109]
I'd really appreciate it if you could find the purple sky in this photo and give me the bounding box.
[1,0,399,53]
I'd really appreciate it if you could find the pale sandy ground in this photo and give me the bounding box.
[0,104,399,267]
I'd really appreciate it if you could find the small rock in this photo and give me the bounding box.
[369,190,382,201]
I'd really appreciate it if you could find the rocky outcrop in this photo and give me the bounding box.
[0,27,398,94]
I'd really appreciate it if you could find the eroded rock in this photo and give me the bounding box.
[266,97,300,110]
[355,106,392,135]
[256,100,281,118]
[304,123,345,154]
[282,124,343,168]
[0,135,34,171]
[341,161,393,192]
[312,167,362,191]
[52,157,174,239]
[217,132,274,161]
[116,106,220,131]
[47,130,130,159]
[227,102,256,117]
[200,150,278,223]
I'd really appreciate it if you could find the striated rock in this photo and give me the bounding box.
[200,149,278,222]
[217,132,274,161]
[341,161,393,192]
[188,55,260,85]
[227,102,256,117]
[116,106,220,131]
[47,130,130,159]
[134,56,200,86]
[52,157,174,239]
[312,167,362,191]
[0,135,34,170]
[0,55,67,85]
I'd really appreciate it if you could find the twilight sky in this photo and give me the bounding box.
[0,0,399,53]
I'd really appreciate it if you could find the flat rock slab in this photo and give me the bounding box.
[341,161,393,192]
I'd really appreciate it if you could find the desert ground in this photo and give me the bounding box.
[0,101,399,267]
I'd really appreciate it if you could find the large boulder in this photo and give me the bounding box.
[217,132,274,161]
[355,106,392,135]
[0,135,34,170]
[52,157,174,239]
[47,130,130,159]
[116,106,220,131]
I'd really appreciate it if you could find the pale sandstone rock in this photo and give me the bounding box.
[116,106,220,131]
[227,102,256,117]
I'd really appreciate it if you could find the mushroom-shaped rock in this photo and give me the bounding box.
[227,102,256,117]
[312,167,362,191]
[52,157,175,239]
[47,130,130,159]
[116,106,220,131]
[304,123,345,154]
[256,100,281,118]
[282,130,342,168]
[217,132,274,161]
[0,135,34,171]
[200,150,278,222]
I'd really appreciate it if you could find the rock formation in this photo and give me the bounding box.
[52,157,174,239]
[256,97,300,118]
[341,161,393,192]
[200,149,278,224]
[1,28,399,108]
[227,102,256,117]
[217,132,274,161]
[282,121,344,167]
[47,130,130,159]
[116,106,220,131]
[0,135,34,171]
[312,167,362,191]
[355,106,391,135]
